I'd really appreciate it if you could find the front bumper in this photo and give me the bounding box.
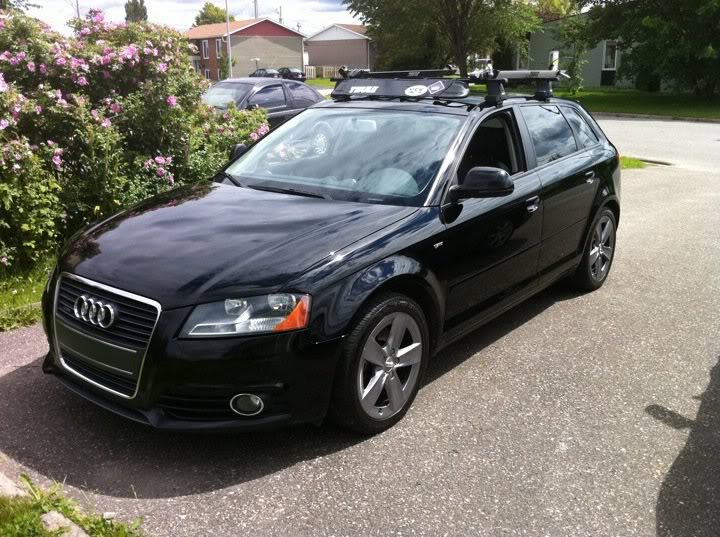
[43,282,344,431]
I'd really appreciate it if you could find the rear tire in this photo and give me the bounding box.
[571,207,617,291]
[329,293,429,435]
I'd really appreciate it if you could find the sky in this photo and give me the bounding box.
[27,0,361,36]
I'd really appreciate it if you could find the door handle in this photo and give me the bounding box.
[584,170,596,183]
[526,196,540,214]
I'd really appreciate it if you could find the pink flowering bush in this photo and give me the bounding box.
[0,9,267,271]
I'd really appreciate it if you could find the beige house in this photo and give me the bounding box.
[186,18,305,81]
[305,24,373,69]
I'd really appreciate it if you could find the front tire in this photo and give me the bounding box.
[330,294,429,435]
[571,207,617,291]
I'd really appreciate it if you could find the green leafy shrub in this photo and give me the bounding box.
[0,9,268,273]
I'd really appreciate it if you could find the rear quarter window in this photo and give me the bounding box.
[561,106,600,148]
[520,105,578,166]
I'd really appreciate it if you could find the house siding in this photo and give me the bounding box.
[527,19,622,88]
[231,36,303,76]
[306,40,371,69]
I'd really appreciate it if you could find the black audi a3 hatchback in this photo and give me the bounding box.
[42,70,620,434]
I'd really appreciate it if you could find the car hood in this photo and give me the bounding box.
[61,182,417,308]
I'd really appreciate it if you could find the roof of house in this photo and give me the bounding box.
[336,23,367,35]
[185,18,304,39]
[305,23,370,41]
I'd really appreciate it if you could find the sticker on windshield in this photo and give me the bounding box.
[427,81,445,94]
[404,85,428,97]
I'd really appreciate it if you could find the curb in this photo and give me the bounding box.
[594,112,720,124]
[41,511,90,537]
[0,471,26,497]
[0,471,90,537]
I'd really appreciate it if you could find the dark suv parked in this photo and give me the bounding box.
[202,78,324,126]
[42,70,620,434]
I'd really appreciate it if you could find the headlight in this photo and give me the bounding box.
[180,294,311,337]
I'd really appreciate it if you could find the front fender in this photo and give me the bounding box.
[307,254,445,343]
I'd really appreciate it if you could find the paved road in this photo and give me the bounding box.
[2,163,720,536]
[596,116,720,172]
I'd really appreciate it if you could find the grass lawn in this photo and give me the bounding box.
[0,476,142,537]
[306,77,336,90]
[469,85,720,120]
[0,261,52,331]
[554,88,720,120]
[620,156,647,169]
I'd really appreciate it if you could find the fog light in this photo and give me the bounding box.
[229,393,264,416]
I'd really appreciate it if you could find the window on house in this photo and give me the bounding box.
[603,41,618,70]
[204,69,210,79]
[201,40,209,59]
[216,39,222,58]
[548,50,560,70]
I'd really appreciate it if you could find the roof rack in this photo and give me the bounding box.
[330,67,569,106]
[471,69,570,105]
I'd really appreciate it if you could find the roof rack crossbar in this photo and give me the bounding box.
[469,69,570,105]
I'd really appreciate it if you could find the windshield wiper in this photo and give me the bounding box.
[215,171,245,187]
[247,185,331,200]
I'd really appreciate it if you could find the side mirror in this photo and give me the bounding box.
[448,167,514,203]
[230,143,248,160]
[246,103,259,111]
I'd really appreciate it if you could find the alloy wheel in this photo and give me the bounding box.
[357,312,423,420]
[589,214,615,281]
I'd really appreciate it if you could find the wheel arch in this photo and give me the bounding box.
[358,274,443,352]
[313,254,445,353]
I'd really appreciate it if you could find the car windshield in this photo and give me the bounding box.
[224,108,463,206]
[203,82,253,109]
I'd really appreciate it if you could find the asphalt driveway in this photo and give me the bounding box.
[1,157,719,535]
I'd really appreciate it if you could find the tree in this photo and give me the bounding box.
[124,0,147,22]
[345,0,539,76]
[553,14,589,94]
[535,0,574,20]
[218,51,235,79]
[194,2,234,27]
[583,0,720,96]
[0,0,37,10]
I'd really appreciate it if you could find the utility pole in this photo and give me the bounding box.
[296,22,301,33]
[225,0,232,78]
[75,0,80,19]
[276,6,282,25]
[253,0,258,19]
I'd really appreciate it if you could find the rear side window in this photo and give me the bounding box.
[249,85,286,108]
[287,82,320,107]
[562,107,599,148]
[520,105,578,166]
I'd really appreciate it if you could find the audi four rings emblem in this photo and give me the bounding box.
[73,295,116,328]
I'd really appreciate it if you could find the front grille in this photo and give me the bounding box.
[56,277,158,351]
[63,350,137,397]
[158,388,289,421]
[54,274,160,398]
